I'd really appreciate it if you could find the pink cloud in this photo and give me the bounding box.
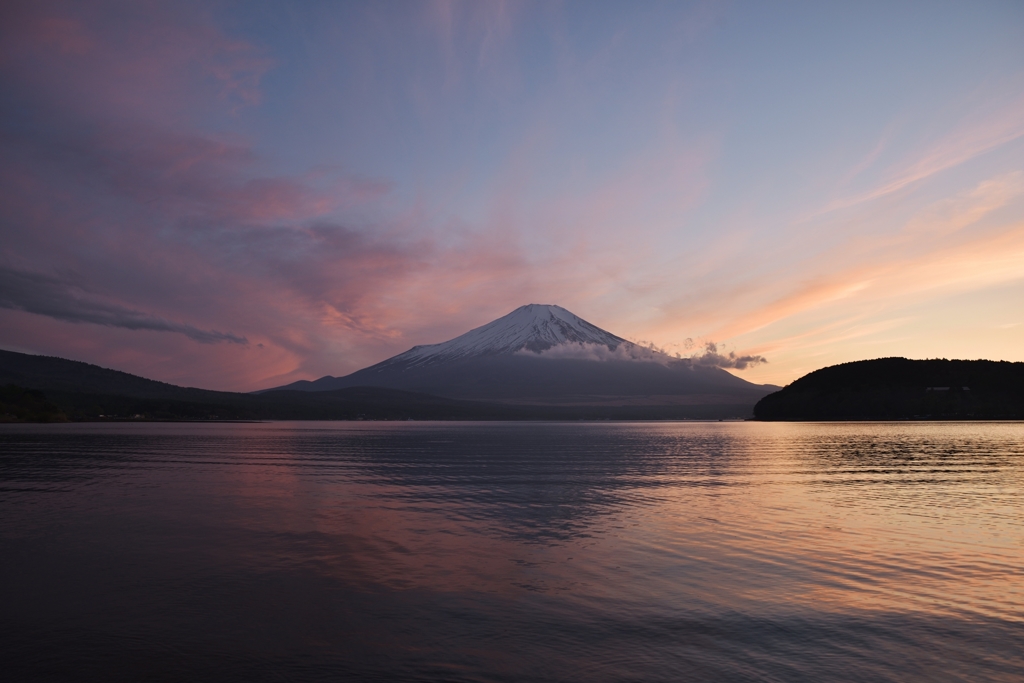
[0,3,435,388]
[814,92,1024,218]
[0,1,273,122]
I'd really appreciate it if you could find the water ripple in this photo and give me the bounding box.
[1,421,1022,681]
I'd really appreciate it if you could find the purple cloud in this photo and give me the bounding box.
[0,266,246,344]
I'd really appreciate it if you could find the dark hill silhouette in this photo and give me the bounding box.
[0,349,522,420]
[0,349,755,421]
[0,349,234,401]
[1,385,67,423]
[754,358,1024,420]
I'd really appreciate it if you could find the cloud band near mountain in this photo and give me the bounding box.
[523,340,767,370]
[688,342,767,370]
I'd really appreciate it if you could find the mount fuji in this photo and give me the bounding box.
[267,305,777,413]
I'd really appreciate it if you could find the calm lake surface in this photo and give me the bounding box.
[1,421,1022,682]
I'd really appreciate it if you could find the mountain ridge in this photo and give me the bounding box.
[394,304,627,364]
[267,304,776,407]
[0,348,760,421]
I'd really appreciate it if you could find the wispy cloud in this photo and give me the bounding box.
[0,266,246,344]
[524,341,669,364]
[688,342,767,370]
[650,162,1024,350]
[819,94,1024,217]
[524,339,767,371]
[0,1,274,120]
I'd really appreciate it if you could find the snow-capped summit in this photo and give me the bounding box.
[393,304,626,366]
[266,303,777,412]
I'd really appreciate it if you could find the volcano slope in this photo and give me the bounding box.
[268,304,776,414]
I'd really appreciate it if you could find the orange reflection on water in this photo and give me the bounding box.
[195,421,1024,626]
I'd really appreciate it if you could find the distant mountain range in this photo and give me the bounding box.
[266,304,778,407]
[9,306,1023,423]
[754,358,1024,420]
[0,348,514,421]
[0,304,778,421]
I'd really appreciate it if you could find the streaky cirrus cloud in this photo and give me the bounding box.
[702,171,1024,343]
[0,266,246,344]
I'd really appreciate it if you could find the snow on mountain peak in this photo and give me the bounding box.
[390,304,628,366]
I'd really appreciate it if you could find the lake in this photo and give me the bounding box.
[1,421,1022,682]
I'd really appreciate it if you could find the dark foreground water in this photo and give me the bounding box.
[1,421,1022,682]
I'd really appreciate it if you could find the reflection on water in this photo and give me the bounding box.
[1,421,1022,682]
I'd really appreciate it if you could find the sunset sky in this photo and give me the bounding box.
[2,1,1023,391]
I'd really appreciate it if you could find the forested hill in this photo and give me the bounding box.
[0,349,226,401]
[754,358,1024,420]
